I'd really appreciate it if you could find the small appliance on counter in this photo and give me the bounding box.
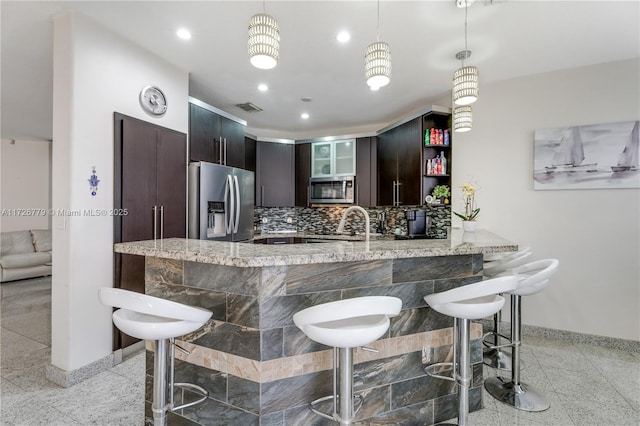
[188,161,254,242]
[396,209,433,239]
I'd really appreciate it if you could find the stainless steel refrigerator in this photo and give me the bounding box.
[188,161,254,242]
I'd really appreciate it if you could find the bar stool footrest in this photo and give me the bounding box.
[424,362,457,383]
[309,394,364,422]
[170,382,209,411]
[482,331,513,350]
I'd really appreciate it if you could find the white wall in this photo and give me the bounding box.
[52,12,188,371]
[439,58,640,341]
[0,139,51,232]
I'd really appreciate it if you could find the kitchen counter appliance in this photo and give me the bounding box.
[188,161,254,242]
[309,176,355,204]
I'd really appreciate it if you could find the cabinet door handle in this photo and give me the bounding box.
[159,206,164,239]
[219,137,224,165]
[224,138,228,165]
[396,181,402,206]
[152,205,158,240]
[261,185,265,206]
[392,181,396,206]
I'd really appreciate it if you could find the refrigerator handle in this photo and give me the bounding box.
[226,174,235,233]
[152,205,158,240]
[233,175,240,233]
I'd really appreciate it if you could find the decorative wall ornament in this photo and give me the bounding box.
[88,166,100,196]
[533,120,639,190]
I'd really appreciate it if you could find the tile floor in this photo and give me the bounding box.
[1,277,639,425]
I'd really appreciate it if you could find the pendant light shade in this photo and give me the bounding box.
[453,65,478,106]
[365,41,392,88]
[248,13,280,70]
[453,106,473,132]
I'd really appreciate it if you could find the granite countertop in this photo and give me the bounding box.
[114,229,517,268]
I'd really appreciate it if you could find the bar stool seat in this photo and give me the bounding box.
[294,296,402,425]
[484,259,559,412]
[424,276,518,426]
[99,288,212,426]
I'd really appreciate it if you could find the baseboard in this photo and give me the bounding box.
[477,319,640,352]
[45,353,114,388]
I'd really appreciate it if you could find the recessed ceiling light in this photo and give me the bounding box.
[301,97,312,102]
[337,31,351,43]
[176,29,192,40]
[301,113,309,119]
[258,83,268,92]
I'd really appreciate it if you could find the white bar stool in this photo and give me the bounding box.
[482,247,532,370]
[293,296,402,425]
[99,288,213,426]
[424,276,518,426]
[484,259,559,412]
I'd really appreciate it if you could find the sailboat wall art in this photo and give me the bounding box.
[533,120,640,190]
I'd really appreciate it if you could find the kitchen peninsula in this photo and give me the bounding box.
[115,229,516,425]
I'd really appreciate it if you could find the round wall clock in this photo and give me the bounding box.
[139,85,167,116]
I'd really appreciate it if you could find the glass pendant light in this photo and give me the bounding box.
[248,1,280,70]
[365,0,391,88]
[453,0,478,105]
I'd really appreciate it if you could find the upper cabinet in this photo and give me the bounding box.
[355,137,377,207]
[188,99,246,168]
[377,107,451,206]
[377,117,422,206]
[295,143,311,207]
[256,141,295,207]
[311,139,355,177]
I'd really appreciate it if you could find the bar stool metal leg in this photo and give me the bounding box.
[152,339,170,426]
[151,338,210,426]
[483,309,513,370]
[484,295,550,412]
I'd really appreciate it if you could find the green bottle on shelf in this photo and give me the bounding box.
[424,128,430,146]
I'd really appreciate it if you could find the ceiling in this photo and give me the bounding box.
[2,1,639,141]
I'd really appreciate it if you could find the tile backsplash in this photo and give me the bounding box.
[254,205,450,238]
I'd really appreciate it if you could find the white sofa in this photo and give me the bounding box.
[0,230,52,282]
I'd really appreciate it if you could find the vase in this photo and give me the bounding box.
[462,221,477,232]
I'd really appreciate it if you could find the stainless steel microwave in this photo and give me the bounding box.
[309,176,355,204]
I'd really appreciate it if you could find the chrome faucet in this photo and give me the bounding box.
[336,206,370,242]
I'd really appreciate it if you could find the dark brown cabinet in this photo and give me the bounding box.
[244,136,257,173]
[114,113,186,349]
[355,137,377,207]
[295,143,311,206]
[256,141,295,207]
[189,102,245,168]
[377,117,422,206]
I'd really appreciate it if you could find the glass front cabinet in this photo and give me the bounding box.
[311,139,356,177]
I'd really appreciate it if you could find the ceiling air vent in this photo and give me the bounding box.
[235,102,263,113]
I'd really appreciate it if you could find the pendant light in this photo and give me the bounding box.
[454,106,473,132]
[365,0,391,89]
[453,0,478,106]
[248,1,280,70]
